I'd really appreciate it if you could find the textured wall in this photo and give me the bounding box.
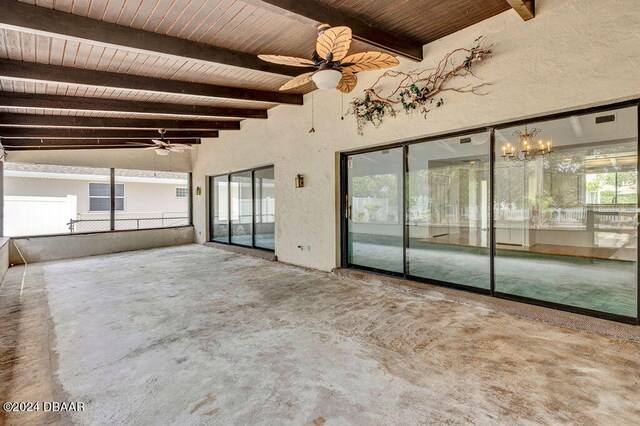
[193,0,640,271]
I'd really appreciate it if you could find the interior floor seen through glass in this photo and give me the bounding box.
[347,148,404,273]
[494,105,638,317]
[407,132,491,289]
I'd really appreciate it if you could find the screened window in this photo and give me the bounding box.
[4,163,111,236]
[4,164,190,236]
[89,183,124,211]
[114,170,189,230]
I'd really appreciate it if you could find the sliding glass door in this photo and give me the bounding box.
[342,102,639,322]
[494,106,638,317]
[254,167,275,250]
[230,171,253,246]
[346,148,404,273]
[211,175,229,244]
[407,132,491,289]
[209,166,275,251]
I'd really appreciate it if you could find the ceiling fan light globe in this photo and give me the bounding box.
[312,69,342,89]
[155,148,170,156]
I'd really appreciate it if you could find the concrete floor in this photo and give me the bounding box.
[1,244,640,425]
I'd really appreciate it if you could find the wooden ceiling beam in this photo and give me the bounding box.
[0,60,302,105]
[0,93,268,119]
[0,114,240,130]
[3,145,176,150]
[254,0,423,61]
[0,128,218,139]
[2,138,201,150]
[0,0,302,77]
[2,138,201,147]
[506,0,535,21]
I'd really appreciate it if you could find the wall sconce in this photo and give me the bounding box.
[196,186,202,195]
[295,174,304,188]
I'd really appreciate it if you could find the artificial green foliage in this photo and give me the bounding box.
[349,92,396,135]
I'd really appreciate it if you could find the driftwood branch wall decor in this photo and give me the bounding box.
[348,36,493,134]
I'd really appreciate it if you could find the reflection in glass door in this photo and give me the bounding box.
[230,171,253,246]
[494,106,638,317]
[407,133,491,289]
[346,148,404,273]
[210,175,229,243]
[254,167,275,250]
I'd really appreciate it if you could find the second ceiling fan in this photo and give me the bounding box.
[258,25,400,93]
[128,129,195,156]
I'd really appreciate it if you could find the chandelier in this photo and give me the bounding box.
[501,126,553,161]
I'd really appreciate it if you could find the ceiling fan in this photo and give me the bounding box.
[130,129,195,156]
[258,24,399,93]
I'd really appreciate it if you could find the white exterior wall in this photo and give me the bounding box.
[113,181,188,217]
[4,177,95,213]
[4,195,77,236]
[4,176,188,217]
[192,0,640,271]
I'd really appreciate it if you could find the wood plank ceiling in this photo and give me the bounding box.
[0,0,531,150]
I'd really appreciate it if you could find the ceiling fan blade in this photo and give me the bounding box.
[258,54,315,67]
[279,71,314,91]
[152,139,169,146]
[170,144,195,150]
[337,70,358,93]
[144,146,159,150]
[341,51,399,72]
[316,26,352,61]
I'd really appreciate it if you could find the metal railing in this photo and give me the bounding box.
[68,216,189,233]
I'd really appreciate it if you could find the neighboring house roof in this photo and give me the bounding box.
[4,162,188,184]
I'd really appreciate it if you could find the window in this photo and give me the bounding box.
[585,171,637,205]
[209,166,275,251]
[89,183,124,212]
[175,187,189,198]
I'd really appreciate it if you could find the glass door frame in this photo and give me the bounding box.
[340,99,640,325]
[208,164,275,252]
